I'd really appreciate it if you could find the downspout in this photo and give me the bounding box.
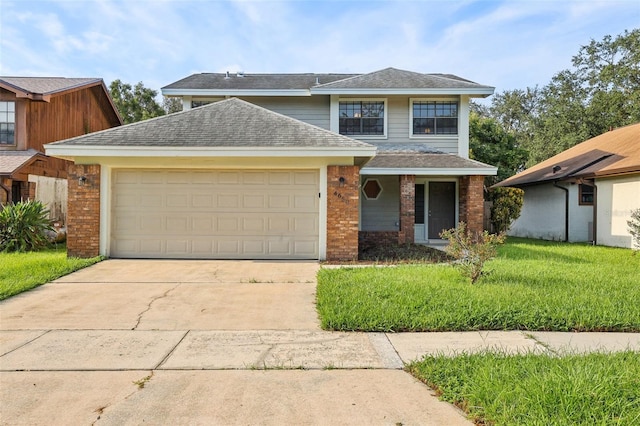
[553,181,569,242]
[592,181,598,245]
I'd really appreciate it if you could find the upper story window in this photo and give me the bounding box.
[191,100,214,108]
[0,101,15,145]
[339,100,385,137]
[411,100,458,135]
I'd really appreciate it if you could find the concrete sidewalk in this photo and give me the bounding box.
[1,260,639,425]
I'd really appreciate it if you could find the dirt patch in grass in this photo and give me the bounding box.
[325,243,452,265]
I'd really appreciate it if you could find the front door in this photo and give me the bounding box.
[428,182,455,239]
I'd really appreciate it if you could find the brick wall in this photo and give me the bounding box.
[326,165,359,261]
[459,175,485,236]
[67,164,101,258]
[399,175,415,244]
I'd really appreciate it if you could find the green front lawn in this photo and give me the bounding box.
[317,238,640,331]
[0,246,101,300]
[408,351,640,425]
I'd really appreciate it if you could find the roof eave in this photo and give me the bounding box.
[161,89,312,97]
[310,88,495,97]
[44,144,377,160]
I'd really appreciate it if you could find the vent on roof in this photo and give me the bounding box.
[237,71,245,78]
[315,77,320,85]
[224,71,230,79]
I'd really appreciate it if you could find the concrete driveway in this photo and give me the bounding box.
[0,260,470,425]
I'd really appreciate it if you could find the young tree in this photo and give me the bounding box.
[109,80,165,124]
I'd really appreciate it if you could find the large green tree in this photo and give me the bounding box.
[486,29,640,166]
[109,80,165,124]
[469,113,528,186]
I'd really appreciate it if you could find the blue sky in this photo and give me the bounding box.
[1,0,639,99]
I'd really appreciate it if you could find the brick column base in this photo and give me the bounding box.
[67,164,101,258]
[459,175,485,236]
[399,175,415,244]
[326,165,360,261]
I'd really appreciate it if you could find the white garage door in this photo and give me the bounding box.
[111,169,319,259]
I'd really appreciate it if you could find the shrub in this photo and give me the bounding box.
[0,200,53,252]
[440,222,505,284]
[628,208,640,253]
[489,187,524,233]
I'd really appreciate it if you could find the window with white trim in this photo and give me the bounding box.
[339,100,385,136]
[411,100,458,135]
[0,101,15,145]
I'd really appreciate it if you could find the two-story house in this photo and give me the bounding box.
[45,68,496,261]
[0,77,122,223]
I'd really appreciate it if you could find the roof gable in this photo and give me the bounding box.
[314,67,492,90]
[47,97,374,150]
[0,77,102,98]
[497,123,640,187]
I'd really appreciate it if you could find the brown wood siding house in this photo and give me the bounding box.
[0,77,121,219]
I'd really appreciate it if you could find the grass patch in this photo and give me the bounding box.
[0,246,101,300]
[316,238,640,331]
[408,351,640,425]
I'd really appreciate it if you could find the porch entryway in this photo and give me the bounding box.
[414,181,457,243]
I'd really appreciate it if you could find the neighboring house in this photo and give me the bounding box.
[45,68,497,261]
[495,123,640,248]
[0,77,121,223]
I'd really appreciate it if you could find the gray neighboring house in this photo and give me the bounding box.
[45,68,498,261]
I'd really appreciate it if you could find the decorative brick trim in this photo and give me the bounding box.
[459,175,484,236]
[399,175,415,244]
[67,164,101,258]
[326,165,360,261]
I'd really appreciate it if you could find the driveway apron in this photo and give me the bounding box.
[0,260,471,425]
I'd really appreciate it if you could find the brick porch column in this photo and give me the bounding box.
[326,165,360,261]
[399,175,415,244]
[459,175,484,236]
[67,164,101,258]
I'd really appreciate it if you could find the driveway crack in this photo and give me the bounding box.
[92,370,154,425]
[132,283,182,330]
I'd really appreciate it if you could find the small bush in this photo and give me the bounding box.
[0,200,53,252]
[440,222,505,284]
[628,208,640,253]
[489,187,524,233]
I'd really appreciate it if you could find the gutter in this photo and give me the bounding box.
[553,181,569,242]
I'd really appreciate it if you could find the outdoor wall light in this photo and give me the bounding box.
[339,177,346,186]
[78,176,87,186]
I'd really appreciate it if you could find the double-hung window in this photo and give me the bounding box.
[339,100,385,137]
[0,101,15,145]
[411,100,458,135]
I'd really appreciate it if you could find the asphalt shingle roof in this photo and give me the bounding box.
[363,152,496,170]
[0,149,43,175]
[315,68,492,90]
[162,68,492,91]
[0,77,102,95]
[496,122,640,187]
[48,98,374,149]
[163,73,357,90]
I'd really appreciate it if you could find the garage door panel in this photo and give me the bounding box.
[111,169,319,259]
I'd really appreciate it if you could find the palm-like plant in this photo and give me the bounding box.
[0,200,53,252]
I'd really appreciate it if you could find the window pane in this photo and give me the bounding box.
[339,101,384,135]
[437,118,458,134]
[413,117,435,134]
[8,112,15,123]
